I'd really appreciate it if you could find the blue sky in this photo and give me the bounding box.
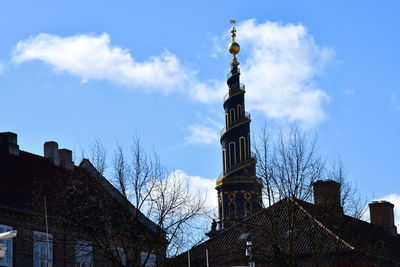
[0,1,399,223]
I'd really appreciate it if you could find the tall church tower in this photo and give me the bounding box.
[216,25,263,230]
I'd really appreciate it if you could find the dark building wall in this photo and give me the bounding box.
[0,141,166,267]
[1,207,164,267]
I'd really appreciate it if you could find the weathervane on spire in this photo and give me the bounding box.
[229,20,237,41]
[228,20,240,66]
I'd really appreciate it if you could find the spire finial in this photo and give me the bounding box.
[229,20,237,41]
[228,20,240,66]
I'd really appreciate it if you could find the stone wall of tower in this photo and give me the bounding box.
[217,178,262,229]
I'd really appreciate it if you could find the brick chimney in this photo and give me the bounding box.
[369,200,397,235]
[0,132,20,156]
[59,148,74,170]
[313,180,343,215]
[44,141,60,166]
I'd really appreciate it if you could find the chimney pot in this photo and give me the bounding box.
[0,132,20,156]
[313,180,343,215]
[44,141,60,166]
[59,148,74,170]
[369,200,397,235]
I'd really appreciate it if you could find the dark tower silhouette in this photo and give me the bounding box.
[216,25,263,230]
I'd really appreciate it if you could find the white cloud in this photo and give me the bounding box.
[168,170,217,211]
[12,21,333,127]
[236,20,333,127]
[0,62,4,75]
[12,33,211,95]
[185,125,220,145]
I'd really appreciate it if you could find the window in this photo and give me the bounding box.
[141,252,156,267]
[229,142,236,167]
[229,108,236,124]
[34,231,52,267]
[239,137,246,161]
[247,134,251,157]
[75,241,92,267]
[237,104,242,119]
[0,225,13,267]
[239,233,249,240]
[222,149,227,172]
[117,248,126,266]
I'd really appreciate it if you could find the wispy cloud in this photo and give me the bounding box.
[344,89,355,96]
[390,94,400,111]
[0,62,4,75]
[185,125,219,146]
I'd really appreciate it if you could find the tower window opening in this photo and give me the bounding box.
[229,142,236,168]
[222,149,227,173]
[239,137,246,161]
[225,113,228,129]
[230,108,236,124]
[247,133,251,157]
[237,104,242,119]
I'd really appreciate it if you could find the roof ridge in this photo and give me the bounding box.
[292,198,355,250]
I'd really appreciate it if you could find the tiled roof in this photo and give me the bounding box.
[167,198,400,266]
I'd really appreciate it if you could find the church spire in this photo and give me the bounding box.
[228,24,240,67]
[214,23,263,230]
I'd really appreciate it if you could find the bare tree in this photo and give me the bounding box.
[255,125,324,204]
[112,143,128,197]
[109,135,210,260]
[89,137,107,175]
[255,124,364,213]
[253,124,366,266]
[326,156,367,219]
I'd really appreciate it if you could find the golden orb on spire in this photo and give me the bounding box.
[228,41,240,55]
[228,23,240,66]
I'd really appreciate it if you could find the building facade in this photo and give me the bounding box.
[0,132,166,267]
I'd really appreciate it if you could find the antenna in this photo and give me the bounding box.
[44,196,51,267]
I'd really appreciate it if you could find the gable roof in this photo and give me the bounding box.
[167,198,400,266]
[0,146,160,233]
[79,158,160,233]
